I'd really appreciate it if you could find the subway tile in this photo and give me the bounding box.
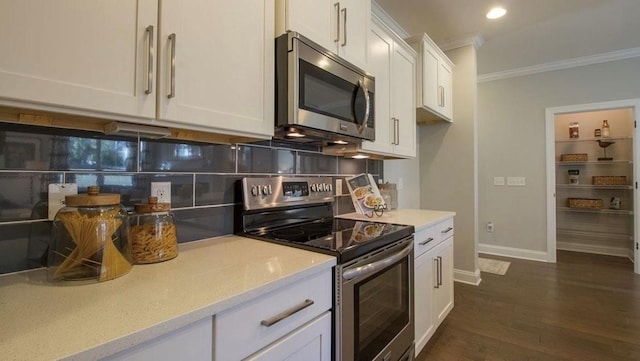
[140,140,236,173]
[194,175,243,206]
[297,152,337,175]
[0,172,63,222]
[367,159,384,177]
[0,124,136,171]
[172,206,235,243]
[65,173,194,209]
[0,222,51,274]
[237,144,296,174]
[338,157,367,175]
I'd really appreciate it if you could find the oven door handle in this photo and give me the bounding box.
[342,242,413,281]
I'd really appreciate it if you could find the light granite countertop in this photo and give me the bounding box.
[337,208,456,230]
[0,235,336,361]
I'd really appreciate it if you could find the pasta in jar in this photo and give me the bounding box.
[130,197,178,264]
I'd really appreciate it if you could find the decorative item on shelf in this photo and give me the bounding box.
[592,176,627,185]
[560,153,588,162]
[596,139,615,161]
[569,122,580,139]
[609,197,621,210]
[48,186,132,283]
[602,119,610,137]
[568,169,580,184]
[345,173,387,217]
[594,128,602,137]
[568,198,603,209]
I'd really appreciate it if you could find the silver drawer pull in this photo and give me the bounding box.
[441,227,453,234]
[419,237,434,246]
[260,299,314,327]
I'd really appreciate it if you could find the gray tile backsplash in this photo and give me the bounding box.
[0,123,382,274]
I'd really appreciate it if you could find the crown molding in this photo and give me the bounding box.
[439,34,485,52]
[478,46,640,83]
[371,1,409,38]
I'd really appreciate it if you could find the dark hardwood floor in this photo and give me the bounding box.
[415,251,640,361]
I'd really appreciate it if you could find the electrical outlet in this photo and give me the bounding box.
[48,183,78,220]
[486,222,495,232]
[335,179,343,196]
[151,182,171,205]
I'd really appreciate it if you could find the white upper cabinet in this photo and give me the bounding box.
[361,17,416,158]
[157,0,274,139]
[406,33,454,122]
[275,0,370,70]
[0,0,274,140]
[0,0,157,119]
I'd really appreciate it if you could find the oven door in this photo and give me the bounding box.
[339,237,414,361]
[291,34,375,141]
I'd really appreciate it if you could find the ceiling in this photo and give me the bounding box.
[375,0,640,76]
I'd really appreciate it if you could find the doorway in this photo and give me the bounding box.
[545,99,640,274]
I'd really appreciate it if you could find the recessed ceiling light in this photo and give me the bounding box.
[351,154,369,159]
[486,7,507,19]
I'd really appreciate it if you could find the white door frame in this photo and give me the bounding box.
[545,98,640,273]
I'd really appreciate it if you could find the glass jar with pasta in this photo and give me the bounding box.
[129,196,178,264]
[49,186,132,283]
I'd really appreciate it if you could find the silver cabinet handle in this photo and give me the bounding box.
[437,256,443,286]
[434,257,440,289]
[439,85,445,107]
[333,2,340,43]
[260,299,314,327]
[343,243,412,281]
[168,33,176,99]
[441,227,453,234]
[395,118,400,145]
[144,25,154,95]
[419,237,434,246]
[341,7,347,46]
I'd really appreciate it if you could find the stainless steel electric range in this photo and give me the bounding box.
[237,176,415,361]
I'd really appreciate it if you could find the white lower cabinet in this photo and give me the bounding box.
[414,217,454,355]
[102,317,213,361]
[214,269,332,361]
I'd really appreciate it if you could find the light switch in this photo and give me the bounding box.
[48,183,78,220]
[507,177,526,186]
[493,177,505,186]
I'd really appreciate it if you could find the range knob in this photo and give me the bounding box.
[326,183,333,192]
[310,184,317,192]
[262,185,272,195]
[251,186,259,196]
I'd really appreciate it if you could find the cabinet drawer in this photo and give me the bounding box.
[214,269,332,361]
[414,217,454,258]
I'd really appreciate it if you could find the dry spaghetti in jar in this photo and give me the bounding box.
[129,196,178,264]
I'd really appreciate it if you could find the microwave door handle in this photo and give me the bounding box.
[357,79,370,125]
[342,242,412,281]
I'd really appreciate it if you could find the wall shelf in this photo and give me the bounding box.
[556,160,632,165]
[556,184,632,190]
[556,207,633,215]
[555,136,632,143]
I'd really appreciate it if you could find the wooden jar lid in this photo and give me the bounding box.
[65,186,121,206]
[134,196,170,213]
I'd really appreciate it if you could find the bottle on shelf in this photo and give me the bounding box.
[602,119,610,137]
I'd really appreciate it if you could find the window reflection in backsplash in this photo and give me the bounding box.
[0,123,383,274]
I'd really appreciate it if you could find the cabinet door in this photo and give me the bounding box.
[246,312,332,361]
[434,237,454,324]
[391,42,416,157]
[360,20,393,155]
[103,317,213,361]
[414,249,436,355]
[0,0,157,119]
[280,0,334,51]
[335,0,370,70]
[158,0,274,139]
[420,45,439,113]
[438,62,453,120]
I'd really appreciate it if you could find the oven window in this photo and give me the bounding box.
[355,258,409,361]
[299,60,357,123]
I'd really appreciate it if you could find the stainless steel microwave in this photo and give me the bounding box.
[275,31,375,145]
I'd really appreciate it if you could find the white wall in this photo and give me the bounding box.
[478,57,640,259]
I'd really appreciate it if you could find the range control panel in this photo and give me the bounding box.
[242,176,334,210]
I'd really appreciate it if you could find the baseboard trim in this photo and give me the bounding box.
[454,268,481,286]
[557,241,629,258]
[478,243,549,262]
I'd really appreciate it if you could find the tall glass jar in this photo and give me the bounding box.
[129,197,178,264]
[49,186,131,283]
